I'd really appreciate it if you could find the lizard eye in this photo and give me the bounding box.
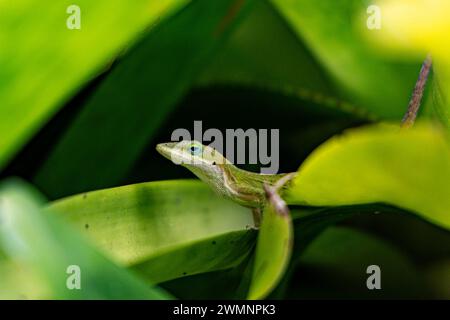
[189,144,202,156]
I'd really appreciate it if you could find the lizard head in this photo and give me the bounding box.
[156,140,230,169]
[157,141,250,206]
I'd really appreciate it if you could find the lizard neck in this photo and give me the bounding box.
[184,162,227,194]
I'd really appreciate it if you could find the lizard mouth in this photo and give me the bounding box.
[156,142,193,165]
[156,143,173,161]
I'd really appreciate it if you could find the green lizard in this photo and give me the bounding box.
[156,140,295,227]
[156,55,432,228]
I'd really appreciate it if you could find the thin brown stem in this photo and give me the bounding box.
[401,54,433,128]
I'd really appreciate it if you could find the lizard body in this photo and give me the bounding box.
[156,141,294,225]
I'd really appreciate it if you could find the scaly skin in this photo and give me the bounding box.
[156,141,295,226]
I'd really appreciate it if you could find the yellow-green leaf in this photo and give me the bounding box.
[286,123,450,230]
[48,180,256,284]
[248,190,293,299]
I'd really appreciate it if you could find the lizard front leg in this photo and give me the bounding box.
[251,207,262,229]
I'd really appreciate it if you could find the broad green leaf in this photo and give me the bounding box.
[162,255,255,299]
[0,0,187,170]
[131,231,255,284]
[196,0,366,118]
[48,180,256,284]
[34,0,256,198]
[247,190,293,300]
[286,123,450,230]
[0,179,170,299]
[271,0,423,120]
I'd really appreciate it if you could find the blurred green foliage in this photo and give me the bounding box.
[0,0,449,299]
[0,180,171,299]
[0,0,187,170]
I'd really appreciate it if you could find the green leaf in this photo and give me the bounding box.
[162,255,255,299]
[286,123,450,230]
[131,230,255,284]
[196,0,359,117]
[271,0,423,120]
[33,0,256,198]
[196,1,333,109]
[247,191,293,300]
[48,180,256,284]
[0,0,187,170]
[0,179,170,299]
